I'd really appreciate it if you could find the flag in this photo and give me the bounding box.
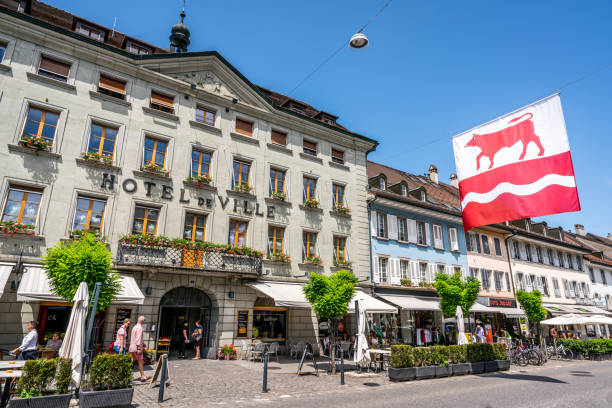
[452,94,580,231]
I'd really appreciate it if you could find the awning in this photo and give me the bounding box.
[543,303,612,316]
[17,266,145,305]
[543,303,575,315]
[249,281,310,308]
[485,306,526,317]
[0,263,13,298]
[377,294,441,311]
[348,290,397,314]
[469,302,490,313]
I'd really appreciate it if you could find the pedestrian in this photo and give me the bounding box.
[178,320,189,359]
[475,325,485,343]
[129,316,148,381]
[11,321,39,360]
[192,319,203,360]
[113,319,130,355]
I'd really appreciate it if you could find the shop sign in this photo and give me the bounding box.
[488,297,517,308]
[236,310,249,338]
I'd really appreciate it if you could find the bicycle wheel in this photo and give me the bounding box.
[561,348,573,361]
[527,350,541,365]
[515,352,528,366]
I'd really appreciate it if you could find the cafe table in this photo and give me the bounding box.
[0,363,24,408]
[368,349,391,372]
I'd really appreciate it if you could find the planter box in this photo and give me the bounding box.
[484,360,499,373]
[574,352,584,360]
[449,363,471,376]
[415,366,436,380]
[470,362,485,374]
[9,393,72,408]
[435,365,451,378]
[388,367,416,382]
[496,359,510,371]
[79,387,133,408]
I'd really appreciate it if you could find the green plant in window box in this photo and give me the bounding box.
[333,259,352,268]
[0,220,35,236]
[141,162,168,175]
[80,151,113,166]
[186,174,213,186]
[19,135,53,152]
[305,255,322,265]
[271,191,286,201]
[69,229,105,242]
[303,199,320,208]
[332,205,350,214]
[400,279,412,287]
[233,183,252,193]
[268,253,291,263]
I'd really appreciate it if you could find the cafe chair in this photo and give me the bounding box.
[239,340,251,360]
[268,342,280,363]
[250,342,265,362]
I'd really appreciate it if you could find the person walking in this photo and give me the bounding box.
[192,320,203,360]
[113,319,130,355]
[178,321,189,359]
[129,316,148,381]
[11,321,39,360]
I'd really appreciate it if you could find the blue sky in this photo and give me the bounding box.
[46,0,612,236]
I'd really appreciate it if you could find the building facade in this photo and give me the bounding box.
[0,1,377,355]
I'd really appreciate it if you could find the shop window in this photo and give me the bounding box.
[228,219,248,247]
[378,257,389,282]
[397,217,408,241]
[150,90,175,114]
[333,236,347,263]
[22,106,59,145]
[481,235,490,255]
[493,237,502,256]
[73,196,106,232]
[235,118,253,136]
[195,105,216,126]
[98,75,126,100]
[183,213,206,242]
[271,129,287,146]
[269,168,286,196]
[143,137,168,169]
[302,231,317,261]
[416,221,426,245]
[191,150,212,178]
[303,139,317,156]
[132,206,159,236]
[267,226,285,256]
[1,186,43,226]
[331,148,344,164]
[76,21,105,41]
[302,176,317,202]
[376,212,387,238]
[232,160,251,189]
[38,56,70,82]
[253,309,286,340]
[332,183,345,207]
[87,123,117,159]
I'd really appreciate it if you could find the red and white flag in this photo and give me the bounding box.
[453,94,580,231]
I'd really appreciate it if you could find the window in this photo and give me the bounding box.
[150,91,174,114]
[525,244,533,262]
[235,118,253,137]
[87,123,117,159]
[420,191,426,201]
[400,260,409,280]
[401,184,407,196]
[512,241,520,259]
[481,235,490,255]
[303,139,317,156]
[183,213,206,242]
[505,272,511,292]
[419,262,428,283]
[469,233,480,253]
[602,270,608,286]
[332,184,345,207]
[76,22,104,41]
[576,256,583,271]
[516,273,524,290]
[268,226,285,256]
[0,41,7,63]
[126,41,150,55]
[271,129,287,146]
[432,224,444,249]
[331,149,344,164]
[72,197,106,232]
[195,106,215,126]
[494,271,502,291]
[468,267,479,279]
[548,248,555,265]
[132,206,159,235]
[228,219,248,247]
[398,217,408,241]
[376,212,387,238]
[333,236,346,263]
[449,227,459,251]
[378,257,389,283]
[379,178,386,190]
[98,75,126,100]
[253,309,286,340]
[303,177,317,202]
[568,254,575,270]
[38,56,70,82]
[493,237,502,256]
[437,264,446,275]
[22,107,59,144]
[481,269,491,289]
[269,168,286,196]
[552,278,561,297]
[232,160,251,189]
[303,231,317,260]
[416,221,426,245]
[143,137,167,169]
[191,150,211,177]
[1,186,42,226]
[541,276,549,296]
[588,268,595,282]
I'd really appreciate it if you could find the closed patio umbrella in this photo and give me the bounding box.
[58,282,89,387]
[353,301,371,367]
[456,306,469,345]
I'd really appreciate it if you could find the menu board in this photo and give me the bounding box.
[236,310,249,338]
[114,308,133,335]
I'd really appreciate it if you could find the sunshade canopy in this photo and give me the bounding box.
[0,263,12,298]
[377,294,441,311]
[541,313,589,325]
[348,290,397,314]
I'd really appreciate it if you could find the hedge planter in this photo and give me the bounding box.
[484,360,499,373]
[449,363,471,376]
[435,365,452,378]
[388,367,416,382]
[470,362,485,374]
[415,366,436,380]
[9,393,72,408]
[496,359,510,371]
[79,388,134,408]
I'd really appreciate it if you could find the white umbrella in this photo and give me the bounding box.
[58,282,89,387]
[582,315,612,325]
[353,301,371,367]
[541,313,589,325]
[456,306,469,345]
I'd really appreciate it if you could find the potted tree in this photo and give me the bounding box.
[448,345,471,376]
[11,358,72,408]
[80,354,133,408]
[413,347,436,380]
[388,345,416,381]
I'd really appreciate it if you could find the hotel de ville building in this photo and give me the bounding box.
[0,0,379,357]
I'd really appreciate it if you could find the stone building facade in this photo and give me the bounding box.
[0,1,376,355]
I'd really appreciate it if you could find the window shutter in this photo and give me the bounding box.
[425,223,431,247]
[542,248,550,265]
[373,256,380,283]
[151,91,174,108]
[39,56,70,77]
[519,242,527,260]
[475,234,481,253]
[407,219,417,243]
[530,245,539,262]
[445,265,453,275]
[433,225,443,249]
[99,75,126,94]
[271,130,286,145]
[331,149,344,161]
[410,260,419,281]
[235,118,253,136]
[428,263,437,283]
[303,140,317,151]
[370,212,378,237]
[390,258,401,285]
[505,272,511,291]
[465,232,472,252]
[388,214,398,241]
[552,250,560,266]
[449,228,459,251]
[509,240,516,259]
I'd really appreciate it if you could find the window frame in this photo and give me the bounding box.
[302,139,318,156]
[302,176,317,202]
[86,122,118,159]
[21,105,60,146]
[416,220,427,245]
[333,235,347,263]
[142,136,169,169]
[228,219,249,247]
[269,167,286,196]
[271,129,287,146]
[481,234,491,255]
[376,211,388,238]
[332,183,345,207]
[125,40,151,55]
[232,159,252,189]
[97,73,127,100]
[1,185,43,227]
[37,54,72,82]
[267,225,285,256]
[331,148,344,165]
[183,212,207,242]
[72,196,106,232]
[302,231,318,260]
[397,217,408,241]
[195,104,217,127]
[432,224,444,249]
[378,257,389,283]
[235,117,254,137]
[0,34,16,66]
[150,90,176,114]
[131,205,160,236]
[191,149,213,178]
[75,21,106,41]
[493,237,502,256]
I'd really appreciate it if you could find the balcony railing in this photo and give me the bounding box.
[116,242,262,275]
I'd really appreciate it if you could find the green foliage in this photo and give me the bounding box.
[16,358,72,397]
[556,338,585,352]
[429,345,450,366]
[411,347,431,367]
[434,272,481,317]
[390,344,506,368]
[515,290,547,322]
[55,358,72,395]
[491,343,508,360]
[448,345,467,364]
[44,233,120,311]
[303,270,357,319]
[466,343,496,362]
[557,339,612,355]
[88,354,133,391]
[390,345,413,368]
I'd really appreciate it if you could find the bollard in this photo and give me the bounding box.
[262,351,269,393]
[158,354,167,403]
[340,348,345,385]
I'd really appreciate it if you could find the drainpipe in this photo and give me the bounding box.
[503,230,518,296]
[366,195,378,296]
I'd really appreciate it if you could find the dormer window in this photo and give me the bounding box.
[420,191,426,201]
[126,41,151,55]
[75,22,105,41]
[401,184,407,196]
[379,178,386,190]
[286,100,307,114]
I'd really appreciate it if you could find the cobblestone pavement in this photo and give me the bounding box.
[131,358,590,407]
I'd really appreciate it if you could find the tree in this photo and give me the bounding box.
[303,269,357,374]
[44,233,120,311]
[434,271,480,317]
[515,290,547,344]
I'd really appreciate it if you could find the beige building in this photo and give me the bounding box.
[0,1,377,356]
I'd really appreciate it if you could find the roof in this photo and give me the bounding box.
[564,232,612,268]
[0,0,376,144]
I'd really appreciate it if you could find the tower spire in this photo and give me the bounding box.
[169,0,190,53]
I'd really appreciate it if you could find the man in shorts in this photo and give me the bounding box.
[129,316,148,381]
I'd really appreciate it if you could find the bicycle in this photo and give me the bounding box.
[546,343,573,361]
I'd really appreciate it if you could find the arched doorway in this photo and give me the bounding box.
[156,287,214,357]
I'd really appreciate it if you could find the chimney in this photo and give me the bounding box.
[449,173,458,188]
[428,164,438,184]
[607,233,611,240]
[575,224,585,236]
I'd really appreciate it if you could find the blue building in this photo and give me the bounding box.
[367,162,468,346]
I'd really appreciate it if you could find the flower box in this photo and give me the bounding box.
[495,359,510,371]
[79,387,134,408]
[9,393,72,408]
[80,152,114,166]
[434,365,451,378]
[414,365,436,380]
[0,221,35,236]
[470,362,485,374]
[18,136,52,152]
[304,256,322,266]
[331,205,350,215]
[267,253,291,264]
[303,199,320,209]
[484,360,499,373]
[185,175,213,186]
[449,363,471,376]
[233,183,252,194]
[140,163,168,176]
[388,367,416,382]
[270,191,287,201]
